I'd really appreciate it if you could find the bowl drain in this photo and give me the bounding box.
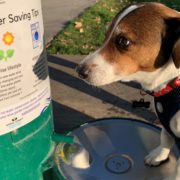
[105,154,133,174]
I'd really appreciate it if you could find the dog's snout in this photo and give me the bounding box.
[76,64,89,79]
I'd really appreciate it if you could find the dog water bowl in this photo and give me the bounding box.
[55,118,179,180]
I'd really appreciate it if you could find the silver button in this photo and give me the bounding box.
[156,102,163,113]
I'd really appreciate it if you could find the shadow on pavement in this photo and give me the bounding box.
[52,100,93,134]
[48,54,77,69]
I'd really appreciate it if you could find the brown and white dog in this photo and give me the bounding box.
[76,2,180,180]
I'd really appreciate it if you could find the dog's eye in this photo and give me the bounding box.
[116,36,131,50]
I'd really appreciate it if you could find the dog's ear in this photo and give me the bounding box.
[156,3,180,68]
[165,17,180,68]
[156,17,180,69]
[172,38,180,68]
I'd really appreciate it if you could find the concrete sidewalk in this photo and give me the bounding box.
[42,0,96,43]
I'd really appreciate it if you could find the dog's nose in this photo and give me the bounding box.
[76,64,89,79]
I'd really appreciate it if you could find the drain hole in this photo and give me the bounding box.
[105,154,133,174]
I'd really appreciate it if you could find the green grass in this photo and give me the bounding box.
[47,0,180,55]
[47,0,132,55]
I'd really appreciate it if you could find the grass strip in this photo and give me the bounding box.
[47,0,132,55]
[47,0,180,55]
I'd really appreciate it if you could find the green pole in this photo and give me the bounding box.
[0,1,57,179]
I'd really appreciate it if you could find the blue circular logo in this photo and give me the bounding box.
[34,31,39,41]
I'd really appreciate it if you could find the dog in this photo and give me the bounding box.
[76,2,180,180]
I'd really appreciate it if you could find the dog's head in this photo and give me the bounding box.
[76,3,180,88]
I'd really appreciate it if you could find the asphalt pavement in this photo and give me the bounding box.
[42,0,96,43]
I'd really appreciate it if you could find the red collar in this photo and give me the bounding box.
[152,77,180,97]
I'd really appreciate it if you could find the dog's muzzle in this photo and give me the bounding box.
[76,64,89,80]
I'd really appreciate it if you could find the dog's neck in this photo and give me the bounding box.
[128,58,180,92]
